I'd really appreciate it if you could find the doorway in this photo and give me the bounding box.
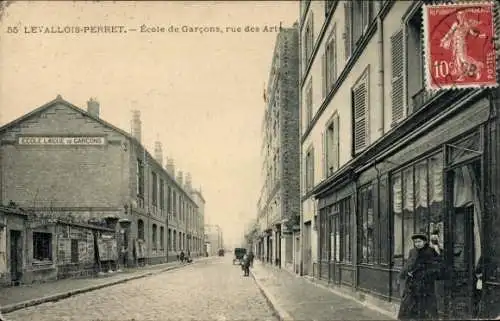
[447,160,482,319]
[9,230,22,284]
[303,222,311,275]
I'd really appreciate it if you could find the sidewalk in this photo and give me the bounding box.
[0,256,214,314]
[251,262,396,321]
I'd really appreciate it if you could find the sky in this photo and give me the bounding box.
[0,0,298,248]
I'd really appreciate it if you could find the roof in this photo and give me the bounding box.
[0,95,132,140]
[0,95,198,203]
[0,205,29,217]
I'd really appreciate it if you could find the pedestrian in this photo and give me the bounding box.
[180,250,185,263]
[248,250,255,268]
[242,253,250,277]
[397,233,441,321]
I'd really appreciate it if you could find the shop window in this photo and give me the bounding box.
[392,153,444,266]
[137,219,145,240]
[152,224,157,250]
[319,208,330,262]
[341,197,352,263]
[33,232,52,262]
[358,185,374,264]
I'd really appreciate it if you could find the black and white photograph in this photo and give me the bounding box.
[0,1,499,320]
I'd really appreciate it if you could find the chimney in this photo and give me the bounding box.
[131,110,142,142]
[176,171,183,186]
[87,98,100,118]
[185,172,192,191]
[154,141,163,167]
[166,158,175,176]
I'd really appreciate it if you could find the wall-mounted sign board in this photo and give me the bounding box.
[18,136,106,145]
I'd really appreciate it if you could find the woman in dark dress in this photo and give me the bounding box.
[398,233,441,321]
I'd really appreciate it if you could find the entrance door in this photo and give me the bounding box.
[9,230,22,283]
[303,222,311,275]
[447,160,482,319]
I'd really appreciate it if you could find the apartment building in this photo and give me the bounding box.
[299,1,500,319]
[256,24,301,272]
[0,96,206,268]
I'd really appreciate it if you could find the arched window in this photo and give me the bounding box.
[168,228,172,251]
[138,219,145,240]
[152,224,157,250]
[160,226,165,250]
[173,230,177,251]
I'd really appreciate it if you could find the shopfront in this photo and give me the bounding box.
[313,89,499,319]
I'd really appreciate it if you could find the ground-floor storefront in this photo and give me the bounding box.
[311,89,500,319]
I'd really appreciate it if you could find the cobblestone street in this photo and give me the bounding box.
[5,257,276,321]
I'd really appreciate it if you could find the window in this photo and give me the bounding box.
[33,232,52,262]
[391,29,405,125]
[71,239,79,263]
[344,1,373,59]
[325,0,336,16]
[160,226,165,250]
[152,172,158,206]
[304,13,314,64]
[167,186,172,213]
[137,219,145,240]
[392,153,444,266]
[168,228,172,250]
[160,179,165,210]
[325,114,340,176]
[341,197,352,262]
[152,224,157,250]
[352,69,369,154]
[319,208,330,262]
[173,190,177,217]
[305,146,315,193]
[407,7,426,113]
[136,159,144,199]
[358,185,374,264]
[173,230,177,251]
[305,80,313,126]
[326,25,337,91]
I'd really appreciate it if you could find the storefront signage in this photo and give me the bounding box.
[18,136,106,145]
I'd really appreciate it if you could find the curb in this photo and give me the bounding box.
[1,259,210,314]
[250,269,294,321]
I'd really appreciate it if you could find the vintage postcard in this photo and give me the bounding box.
[0,1,499,321]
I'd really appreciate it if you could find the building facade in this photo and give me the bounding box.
[204,224,223,256]
[300,0,500,319]
[256,24,301,272]
[0,96,205,272]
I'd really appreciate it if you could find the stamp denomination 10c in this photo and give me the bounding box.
[423,2,498,90]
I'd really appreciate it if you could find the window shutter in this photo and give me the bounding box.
[391,29,404,124]
[344,2,352,60]
[353,80,367,153]
[333,114,340,171]
[321,52,327,99]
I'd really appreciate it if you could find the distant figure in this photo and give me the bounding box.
[180,250,185,263]
[242,254,250,277]
[248,251,255,268]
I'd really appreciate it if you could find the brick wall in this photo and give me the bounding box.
[0,102,129,209]
[279,27,301,223]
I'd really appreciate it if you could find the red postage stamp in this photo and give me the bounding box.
[423,2,497,90]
